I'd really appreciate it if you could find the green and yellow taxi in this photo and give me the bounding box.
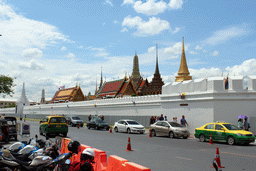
[39,115,68,137]
[195,122,255,145]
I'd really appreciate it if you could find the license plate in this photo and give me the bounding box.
[250,138,253,140]
[56,125,61,128]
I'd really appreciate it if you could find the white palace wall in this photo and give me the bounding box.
[1,76,256,134]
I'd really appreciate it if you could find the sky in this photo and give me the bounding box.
[0,0,256,102]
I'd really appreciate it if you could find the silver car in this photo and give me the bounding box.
[150,121,190,139]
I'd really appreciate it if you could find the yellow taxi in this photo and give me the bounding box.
[39,115,68,137]
[194,121,255,145]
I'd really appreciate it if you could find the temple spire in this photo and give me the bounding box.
[100,67,103,88]
[95,77,98,94]
[175,37,192,82]
[154,43,160,75]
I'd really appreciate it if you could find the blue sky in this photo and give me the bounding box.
[0,0,256,101]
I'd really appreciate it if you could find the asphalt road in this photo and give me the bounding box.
[2,121,256,171]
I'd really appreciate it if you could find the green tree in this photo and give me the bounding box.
[0,75,16,97]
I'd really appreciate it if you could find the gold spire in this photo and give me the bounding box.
[175,37,192,82]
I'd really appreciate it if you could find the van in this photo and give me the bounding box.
[66,115,84,127]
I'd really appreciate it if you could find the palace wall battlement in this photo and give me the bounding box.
[162,75,256,95]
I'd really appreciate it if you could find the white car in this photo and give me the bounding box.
[113,119,145,134]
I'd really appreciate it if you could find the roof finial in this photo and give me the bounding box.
[95,77,98,94]
[135,50,137,56]
[154,43,160,75]
[100,67,103,88]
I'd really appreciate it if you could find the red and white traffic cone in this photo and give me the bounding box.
[209,133,213,144]
[211,147,225,169]
[149,129,152,137]
[109,127,112,133]
[77,124,80,129]
[125,137,133,151]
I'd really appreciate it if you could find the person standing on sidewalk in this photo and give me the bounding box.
[150,116,155,125]
[238,119,243,129]
[159,114,164,121]
[244,118,250,131]
[180,115,189,127]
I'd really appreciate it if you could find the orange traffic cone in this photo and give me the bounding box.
[109,127,112,133]
[125,137,133,151]
[149,129,152,137]
[209,133,213,144]
[211,147,225,169]
[77,124,80,129]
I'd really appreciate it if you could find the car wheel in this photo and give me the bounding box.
[46,133,50,138]
[183,136,188,139]
[199,134,205,142]
[14,135,17,141]
[96,126,99,130]
[63,133,67,137]
[169,131,174,139]
[80,124,83,127]
[127,128,131,134]
[106,127,109,130]
[151,130,156,136]
[87,126,90,129]
[114,127,118,132]
[227,136,235,145]
[71,123,74,127]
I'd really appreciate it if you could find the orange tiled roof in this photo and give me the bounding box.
[100,79,124,93]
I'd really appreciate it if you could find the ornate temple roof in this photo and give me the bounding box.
[51,86,85,102]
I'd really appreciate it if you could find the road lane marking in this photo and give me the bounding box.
[176,157,192,160]
[221,152,255,158]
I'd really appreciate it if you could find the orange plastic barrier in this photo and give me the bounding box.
[93,148,108,171]
[106,155,129,171]
[60,138,71,154]
[124,162,151,171]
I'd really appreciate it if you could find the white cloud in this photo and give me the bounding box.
[226,59,256,76]
[172,27,180,34]
[22,48,42,58]
[78,45,84,49]
[121,28,128,32]
[164,42,187,55]
[86,47,109,57]
[0,3,68,49]
[122,0,134,5]
[189,51,197,55]
[148,46,156,53]
[19,59,44,70]
[189,67,222,79]
[67,53,75,58]
[211,51,220,56]
[103,23,105,26]
[168,0,183,9]
[204,26,246,45]
[61,46,67,51]
[113,20,118,24]
[195,45,202,50]
[122,16,171,36]
[133,0,167,16]
[105,0,113,6]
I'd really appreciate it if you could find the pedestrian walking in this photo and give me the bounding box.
[150,116,155,125]
[173,117,177,122]
[159,114,164,121]
[88,115,92,122]
[180,115,189,127]
[244,118,250,131]
[164,116,168,121]
[238,118,243,129]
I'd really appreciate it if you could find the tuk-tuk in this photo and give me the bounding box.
[0,119,9,142]
[4,116,17,141]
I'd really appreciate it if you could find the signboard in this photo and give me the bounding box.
[22,123,30,135]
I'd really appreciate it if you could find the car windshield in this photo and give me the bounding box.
[96,120,106,123]
[223,124,240,130]
[127,121,139,125]
[169,122,183,127]
[50,117,66,123]
[72,117,80,120]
